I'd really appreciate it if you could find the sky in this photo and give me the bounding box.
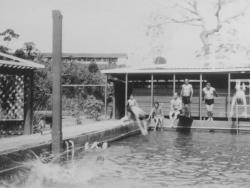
[1,0,250,66]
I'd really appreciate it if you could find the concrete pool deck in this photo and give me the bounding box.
[1,117,250,156]
[0,119,139,156]
[150,118,250,132]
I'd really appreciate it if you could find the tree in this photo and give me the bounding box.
[0,28,19,53]
[154,56,167,64]
[23,42,39,60]
[147,0,250,58]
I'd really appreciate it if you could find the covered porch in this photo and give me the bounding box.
[0,52,44,135]
[103,65,250,121]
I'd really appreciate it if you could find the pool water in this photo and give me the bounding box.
[3,131,250,188]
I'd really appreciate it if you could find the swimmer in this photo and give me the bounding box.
[169,92,182,127]
[202,82,217,121]
[148,101,164,131]
[90,141,109,150]
[181,79,193,117]
[230,81,247,118]
[127,95,148,135]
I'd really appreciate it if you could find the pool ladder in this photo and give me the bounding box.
[235,104,250,134]
[65,140,75,161]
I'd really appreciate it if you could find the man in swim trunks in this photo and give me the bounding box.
[169,92,182,127]
[202,82,217,121]
[181,78,193,116]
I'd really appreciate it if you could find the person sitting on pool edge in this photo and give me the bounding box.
[202,82,217,121]
[127,94,148,135]
[181,78,193,117]
[148,101,164,131]
[169,92,182,128]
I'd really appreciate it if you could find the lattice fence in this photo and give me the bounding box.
[0,74,24,120]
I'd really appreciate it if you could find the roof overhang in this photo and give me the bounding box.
[0,52,45,70]
[102,66,250,74]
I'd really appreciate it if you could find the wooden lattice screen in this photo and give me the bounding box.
[0,74,24,120]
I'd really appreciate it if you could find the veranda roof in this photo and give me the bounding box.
[0,52,45,70]
[102,63,250,74]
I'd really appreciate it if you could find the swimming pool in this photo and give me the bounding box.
[3,131,250,188]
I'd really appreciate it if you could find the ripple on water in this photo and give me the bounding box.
[2,131,250,188]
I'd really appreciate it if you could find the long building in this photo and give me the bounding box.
[42,52,128,65]
[102,63,250,121]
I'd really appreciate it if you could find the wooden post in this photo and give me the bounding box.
[199,74,202,120]
[104,75,108,118]
[52,10,63,154]
[112,83,116,119]
[228,73,231,121]
[125,74,128,115]
[24,71,33,135]
[151,74,154,107]
[173,74,176,95]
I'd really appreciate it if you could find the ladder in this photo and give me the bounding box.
[235,104,250,134]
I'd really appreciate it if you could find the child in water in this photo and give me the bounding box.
[127,95,148,135]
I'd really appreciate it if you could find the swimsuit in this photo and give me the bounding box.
[182,84,192,104]
[203,87,216,105]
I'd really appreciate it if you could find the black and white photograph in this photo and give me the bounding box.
[1,0,250,187]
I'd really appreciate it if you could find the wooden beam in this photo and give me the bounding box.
[228,73,231,121]
[199,74,202,120]
[125,74,128,115]
[104,75,108,118]
[151,74,154,107]
[173,74,176,95]
[24,71,33,135]
[62,84,106,87]
[52,10,63,154]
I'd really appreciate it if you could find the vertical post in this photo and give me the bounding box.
[24,71,33,135]
[112,83,116,119]
[228,73,231,121]
[151,74,154,107]
[125,74,128,115]
[173,74,176,95]
[104,75,108,118]
[199,74,202,120]
[52,10,63,154]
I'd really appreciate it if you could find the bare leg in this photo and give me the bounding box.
[206,104,210,120]
[242,95,247,118]
[230,96,236,117]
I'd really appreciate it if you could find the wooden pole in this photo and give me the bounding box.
[173,74,176,95]
[125,74,128,115]
[228,73,231,121]
[24,71,33,135]
[151,74,154,107]
[52,10,63,154]
[104,75,108,118]
[112,84,116,119]
[199,74,202,120]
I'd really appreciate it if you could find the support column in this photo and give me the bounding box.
[173,74,176,95]
[24,71,33,135]
[125,74,128,115]
[104,75,108,118]
[52,10,63,154]
[112,83,116,119]
[228,73,231,121]
[199,74,203,120]
[151,74,154,107]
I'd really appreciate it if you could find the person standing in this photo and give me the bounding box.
[180,78,193,117]
[202,82,217,121]
[169,92,182,127]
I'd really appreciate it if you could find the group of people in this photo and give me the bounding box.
[125,78,248,135]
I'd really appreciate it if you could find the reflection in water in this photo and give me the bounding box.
[2,131,250,187]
